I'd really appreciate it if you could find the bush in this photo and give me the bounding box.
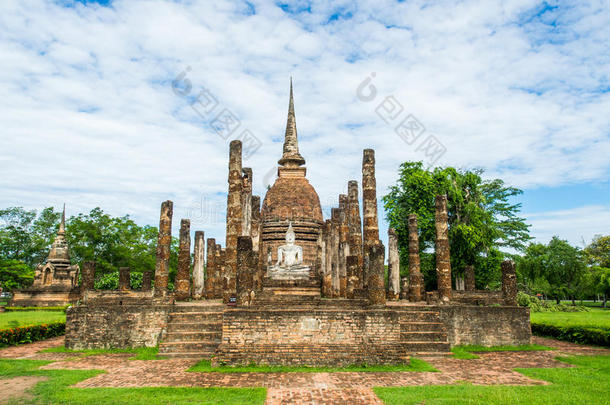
[94,272,144,290]
[0,322,65,346]
[531,323,610,347]
[517,292,589,312]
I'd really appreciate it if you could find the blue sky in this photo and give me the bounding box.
[1,0,609,251]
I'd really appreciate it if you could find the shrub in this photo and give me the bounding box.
[517,292,589,312]
[0,322,65,346]
[531,323,610,347]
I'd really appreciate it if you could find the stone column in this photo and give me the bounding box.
[219,247,227,298]
[388,228,400,300]
[362,149,379,288]
[400,277,409,300]
[204,238,216,299]
[367,242,386,306]
[338,195,349,298]
[225,140,243,302]
[236,236,254,306]
[435,195,452,303]
[174,219,192,301]
[215,244,223,298]
[119,267,130,291]
[81,261,95,291]
[251,195,261,252]
[346,255,359,298]
[331,208,340,298]
[154,200,173,297]
[464,265,475,291]
[192,231,205,299]
[408,214,424,302]
[241,167,252,237]
[141,270,152,292]
[323,220,332,298]
[502,260,517,306]
[347,180,363,292]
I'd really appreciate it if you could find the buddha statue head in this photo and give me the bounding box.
[285,221,296,245]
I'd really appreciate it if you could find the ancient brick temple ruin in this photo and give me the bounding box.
[66,83,531,365]
[11,206,81,307]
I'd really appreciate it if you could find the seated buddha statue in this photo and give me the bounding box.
[276,222,303,268]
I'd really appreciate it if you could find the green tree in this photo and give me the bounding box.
[382,162,531,289]
[585,235,610,268]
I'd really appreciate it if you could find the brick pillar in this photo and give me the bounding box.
[141,270,152,292]
[192,231,205,299]
[251,195,261,252]
[323,220,332,298]
[502,260,517,306]
[465,265,476,291]
[362,149,379,288]
[241,167,252,237]
[331,208,340,298]
[214,243,223,299]
[154,200,173,297]
[388,228,400,300]
[225,140,243,302]
[338,194,349,298]
[367,242,386,306]
[435,195,452,303]
[119,267,130,291]
[174,219,192,301]
[236,236,254,306]
[81,261,95,291]
[347,180,363,293]
[400,277,409,300]
[204,238,216,299]
[218,246,227,298]
[408,214,424,302]
[346,255,359,298]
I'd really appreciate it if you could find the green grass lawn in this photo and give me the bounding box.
[0,311,65,329]
[374,354,610,405]
[39,346,164,360]
[188,358,438,373]
[451,344,553,359]
[531,308,610,331]
[0,359,266,405]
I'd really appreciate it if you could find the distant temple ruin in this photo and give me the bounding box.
[11,206,81,307]
[65,82,531,365]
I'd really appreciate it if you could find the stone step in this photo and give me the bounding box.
[168,312,223,323]
[398,311,441,322]
[158,352,214,359]
[163,331,222,342]
[401,341,451,353]
[412,351,454,357]
[170,303,225,312]
[159,341,220,352]
[400,331,448,342]
[400,322,445,332]
[166,322,222,332]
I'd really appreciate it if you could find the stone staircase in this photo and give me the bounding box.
[158,302,224,359]
[398,306,451,356]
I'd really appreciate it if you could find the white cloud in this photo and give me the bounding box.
[0,0,609,247]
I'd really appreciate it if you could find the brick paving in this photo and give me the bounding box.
[0,336,607,404]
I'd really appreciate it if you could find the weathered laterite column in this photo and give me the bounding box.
[400,277,409,300]
[154,200,173,297]
[323,219,332,297]
[218,247,227,298]
[251,195,261,252]
[81,261,95,291]
[347,180,364,292]
[435,195,452,303]
[192,231,205,299]
[338,195,349,297]
[215,244,224,299]
[141,270,152,292]
[241,167,252,237]
[362,149,379,288]
[367,242,386,306]
[502,260,517,306]
[204,238,216,299]
[119,267,130,291]
[331,208,340,298]
[408,214,424,302]
[388,228,400,300]
[174,219,192,301]
[236,236,255,306]
[225,140,243,302]
[346,255,359,298]
[465,265,475,291]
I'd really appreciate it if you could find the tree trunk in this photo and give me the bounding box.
[556,297,560,305]
[571,296,575,306]
[604,293,607,309]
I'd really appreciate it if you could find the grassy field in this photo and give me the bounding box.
[40,346,163,360]
[374,355,610,405]
[0,311,65,329]
[451,344,553,359]
[530,308,610,330]
[0,359,266,405]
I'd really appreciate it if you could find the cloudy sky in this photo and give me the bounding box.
[1,0,609,251]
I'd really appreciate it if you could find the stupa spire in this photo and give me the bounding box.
[58,203,66,235]
[278,77,306,167]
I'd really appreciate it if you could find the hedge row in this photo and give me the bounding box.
[0,322,65,347]
[4,306,69,312]
[531,322,610,347]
